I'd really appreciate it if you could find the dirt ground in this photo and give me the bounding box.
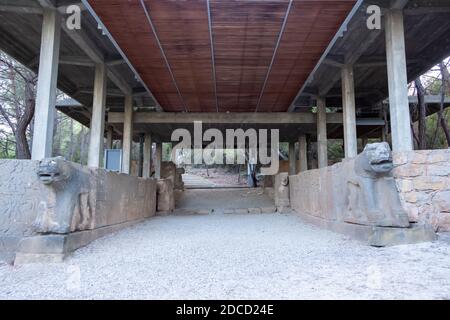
[1,213,449,300]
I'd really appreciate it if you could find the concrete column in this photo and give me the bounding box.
[143,133,152,178]
[106,126,114,149]
[289,142,296,176]
[138,134,144,177]
[121,95,134,174]
[298,134,308,173]
[31,9,61,160]
[341,64,358,158]
[155,142,162,179]
[385,9,413,152]
[317,97,328,168]
[87,63,107,168]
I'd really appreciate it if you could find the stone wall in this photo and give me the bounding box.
[393,149,450,232]
[0,159,157,263]
[288,143,436,246]
[0,160,47,262]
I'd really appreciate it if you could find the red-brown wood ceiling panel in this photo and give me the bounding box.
[87,0,185,111]
[258,0,357,112]
[211,0,289,112]
[88,0,356,113]
[141,0,215,112]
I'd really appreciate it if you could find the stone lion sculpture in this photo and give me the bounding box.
[338,142,410,227]
[34,157,94,234]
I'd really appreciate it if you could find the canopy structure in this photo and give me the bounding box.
[0,0,449,169]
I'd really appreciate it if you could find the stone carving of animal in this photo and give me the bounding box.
[338,142,410,227]
[34,157,94,234]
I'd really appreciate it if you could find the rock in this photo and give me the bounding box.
[393,163,424,177]
[393,152,409,166]
[428,152,448,164]
[437,212,450,232]
[410,152,429,164]
[157,179,175,212]
[413,177,447,191]
[396,179,413,193]
[433,191,450,213]
[426,165,450,177]
[403,191,429,204]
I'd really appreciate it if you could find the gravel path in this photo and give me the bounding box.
[1,213,449,300]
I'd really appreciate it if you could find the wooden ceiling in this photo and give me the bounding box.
[87,0,356,112]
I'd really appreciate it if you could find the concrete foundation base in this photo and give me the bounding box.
[296,213,436,247]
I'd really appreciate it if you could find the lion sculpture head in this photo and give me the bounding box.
[37,157,72,185]
[360,142,394,174]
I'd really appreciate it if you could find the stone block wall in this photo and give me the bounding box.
[393,149,450,232]
[0,160,46,261]
[0,159,157,263]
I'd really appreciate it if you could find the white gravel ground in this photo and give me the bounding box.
[1,213,449,300]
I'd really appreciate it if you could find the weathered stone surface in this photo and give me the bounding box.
[393,149,450,232]
[428,151,448,163]
[393,152,409,166]
[413,177,447,191]
[368,224,437,247]
[274,173,290,212]
[156,179,175,213]
[393,163,424,177]
[161,162,185,190]
[402,191,430,204]
[1,159,157,263]
[235,208,249,215]
[437,212,450,231]
[261,207,277,214]
[410,152,428,164]
[433,191,450,213]
[248,208,262,214]
[426,164,450,176]
[396,179,414,193]
[290,143,410,228]
[392,152,409,166]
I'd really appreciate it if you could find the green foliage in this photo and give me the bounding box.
[425,109,450,149]
[328,140,344,164]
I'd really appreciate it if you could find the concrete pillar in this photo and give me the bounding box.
[341,64,358,158]
[31,9,61,160]
[385,9,413,152]
[143,133,152,178]
[106,126,113,149]
[87,63,107,168]
[138,134,144,177]
[289,142,296,176]
[298,135,308,173]
[121,95,134,174]
[155,142,162,179]
[317,97,328,168]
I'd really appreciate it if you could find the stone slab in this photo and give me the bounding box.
[296,212,436,247]
[15,219,145,264]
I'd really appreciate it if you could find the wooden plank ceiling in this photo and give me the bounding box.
[87,0,356,112]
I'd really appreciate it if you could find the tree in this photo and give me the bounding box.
[414,77,427,149]
[0,52,37,159]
